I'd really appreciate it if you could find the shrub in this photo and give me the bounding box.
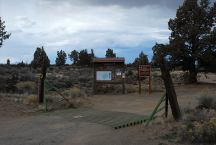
[19,71,36,82]
[197,95,216,110]
[5,72,18,93]
[182,118,216,143]
[181,109,216,144]
[126,84,138,94]
[126,69,133,77]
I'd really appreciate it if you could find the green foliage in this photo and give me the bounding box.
[133,51,149,68]
[69,49,94,66]
[200,43,216,72]
[0,17,11,48]
[152,43,175,70]
[105,48,116,58]
[126,69,133,77]
[78,49,93,66]
[151,54,160,67]
[166,0,216,82]
[68,50,79,65]
[55,50,67,66]
[90,49,95,58]
[31,47,50,69]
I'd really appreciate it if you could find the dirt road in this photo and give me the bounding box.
[0,82,215,145]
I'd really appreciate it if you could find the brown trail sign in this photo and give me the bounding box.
[138,65,151,95]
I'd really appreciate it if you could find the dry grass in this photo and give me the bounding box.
[23,95,38,105]
[45,87,91,110]
[180,109,216,144]
[16,81,37,93]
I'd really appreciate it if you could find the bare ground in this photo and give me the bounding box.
[0,74,215,145]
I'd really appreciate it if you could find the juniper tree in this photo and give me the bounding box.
[105,48,116,58]
[55,50,67,66]
[133,51,149,68]
[69,50,79,65]
[0,17,11,48]
[167,0,216,83]
[78,49,91,66]
[31,47,50,103]
[6,59,10,65]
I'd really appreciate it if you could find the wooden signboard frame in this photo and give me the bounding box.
[93,58,125,94]
[138,65,151,95]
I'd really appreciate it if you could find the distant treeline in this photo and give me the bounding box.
[4,48,150,68]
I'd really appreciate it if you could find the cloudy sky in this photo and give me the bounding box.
[0,0,184,64]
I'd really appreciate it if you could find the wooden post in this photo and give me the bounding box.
[38,77,43,103]
[159,58,181,121]
[165,93,168,118]
[122,67,126,94]
[122,76,125,94]
[93,63,96,94]
[38,66,46,104]
[138,66,141,94]
[139,77,141,94]
[149,66,151,95]
[149,76,151,95]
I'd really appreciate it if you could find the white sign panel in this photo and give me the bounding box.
[96,71,112,81]
[116,69,122,76]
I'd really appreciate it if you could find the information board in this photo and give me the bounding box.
[96,71,112,81]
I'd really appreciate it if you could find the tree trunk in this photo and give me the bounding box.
[189,59,198,83]
[38,66,47,104]
[189,70,197,83]
[159,58,181,121]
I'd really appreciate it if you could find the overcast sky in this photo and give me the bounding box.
[0,0,185,64]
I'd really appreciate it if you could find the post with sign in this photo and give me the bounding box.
[138,65,151,95]
[93,58,125,94]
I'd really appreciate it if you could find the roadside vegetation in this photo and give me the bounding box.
[158,95,216,144]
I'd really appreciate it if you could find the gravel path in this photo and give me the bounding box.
[0,112,158,145]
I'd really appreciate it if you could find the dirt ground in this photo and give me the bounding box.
[0,74,215,145]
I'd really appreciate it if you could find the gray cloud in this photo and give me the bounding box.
[4,0,205,64]
[44,0,183,9]
[84,0,182,8]
[12,16,37,29]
